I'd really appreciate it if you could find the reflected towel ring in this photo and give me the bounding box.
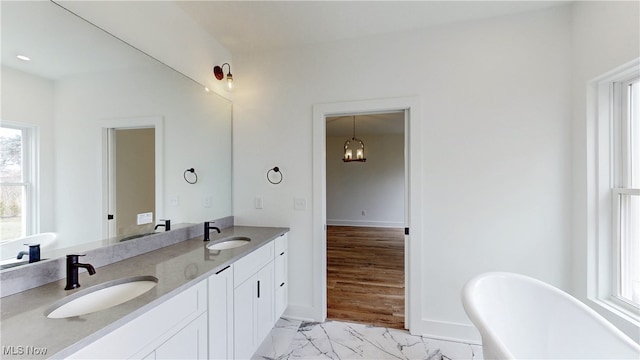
[267,166,283,184]
[184,168,198,184]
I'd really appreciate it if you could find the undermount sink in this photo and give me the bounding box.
[45,276,158,319]
[206,236,251,250]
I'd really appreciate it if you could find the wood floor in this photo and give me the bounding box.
[326,225,405,329]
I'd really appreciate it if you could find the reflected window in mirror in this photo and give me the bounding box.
[0,122,37,242]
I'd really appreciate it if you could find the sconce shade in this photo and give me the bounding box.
[343,116,366,162]
[214,63,233,89]
[213,66,224,80]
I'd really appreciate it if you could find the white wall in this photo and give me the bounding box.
[326,134,404,227]
[1,66,55,233]
[233,6,573,341]
[570,1,640,340]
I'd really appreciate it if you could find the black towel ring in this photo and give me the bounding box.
[184,168,198,184]
[267,166,283,185]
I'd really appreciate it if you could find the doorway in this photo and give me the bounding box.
[107,128,155,238]
[101,116,164,240]
[325,112,406,328]
[312,97,423,333]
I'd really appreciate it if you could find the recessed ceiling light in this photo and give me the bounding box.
[16,55,31,61]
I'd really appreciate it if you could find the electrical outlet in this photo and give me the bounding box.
[255,196,264,209]
[137,212,153,225]
[361,210,366,216]
[294,197,307,211]
[203,196,212,208]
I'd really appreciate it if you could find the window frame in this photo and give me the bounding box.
[0,121,38,242]
[588,59,640,324]
[612,75,640,310]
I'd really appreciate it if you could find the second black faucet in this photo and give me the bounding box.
[203,221,220,241]
[154,219,171,231]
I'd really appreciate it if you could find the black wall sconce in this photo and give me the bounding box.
[214,63,233,89]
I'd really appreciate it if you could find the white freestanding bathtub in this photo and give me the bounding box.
[461,272,640,359]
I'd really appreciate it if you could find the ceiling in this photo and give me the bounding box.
[177,1,569,54]
[1,1,150,80]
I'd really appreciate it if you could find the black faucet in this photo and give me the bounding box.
[203,221,220,241]
[154,219,171,231]
[65,254,96,290]
[17,244,41,263]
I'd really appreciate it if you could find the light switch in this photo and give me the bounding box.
[255,196,264,209]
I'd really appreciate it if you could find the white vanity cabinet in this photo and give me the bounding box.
[274,233,288,319]
[208,264,234,360]
[233,241,276,360]
[68,279,207,360]
[65,232,289,360]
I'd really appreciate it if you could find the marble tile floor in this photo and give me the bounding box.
[252,318,483,360]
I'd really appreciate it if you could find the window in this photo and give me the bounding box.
[590,59,640,320]
[613,76,639,307]
[0,122,36,242]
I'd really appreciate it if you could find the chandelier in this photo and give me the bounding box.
[343,115,366,162]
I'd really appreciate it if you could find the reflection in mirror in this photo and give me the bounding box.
[109,127,156,238]
[0,1,232,260]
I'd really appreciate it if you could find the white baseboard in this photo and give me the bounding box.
[326,219,404,228]
[283,304,322,323]
[413,318,482,345]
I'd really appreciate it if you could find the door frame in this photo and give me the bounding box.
[312,97,423,333]
[101,116,164,238]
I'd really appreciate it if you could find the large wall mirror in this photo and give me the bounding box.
[0,1,232,256]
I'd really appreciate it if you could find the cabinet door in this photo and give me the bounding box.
[234,274,256,360]
[256,260,275,344]
[155,313,207,360]
[209,265,234,360]
[234,262,275,359]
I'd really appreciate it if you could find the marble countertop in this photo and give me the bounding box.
[0,226,288,359]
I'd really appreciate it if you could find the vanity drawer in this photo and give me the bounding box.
[234,242,274,287]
